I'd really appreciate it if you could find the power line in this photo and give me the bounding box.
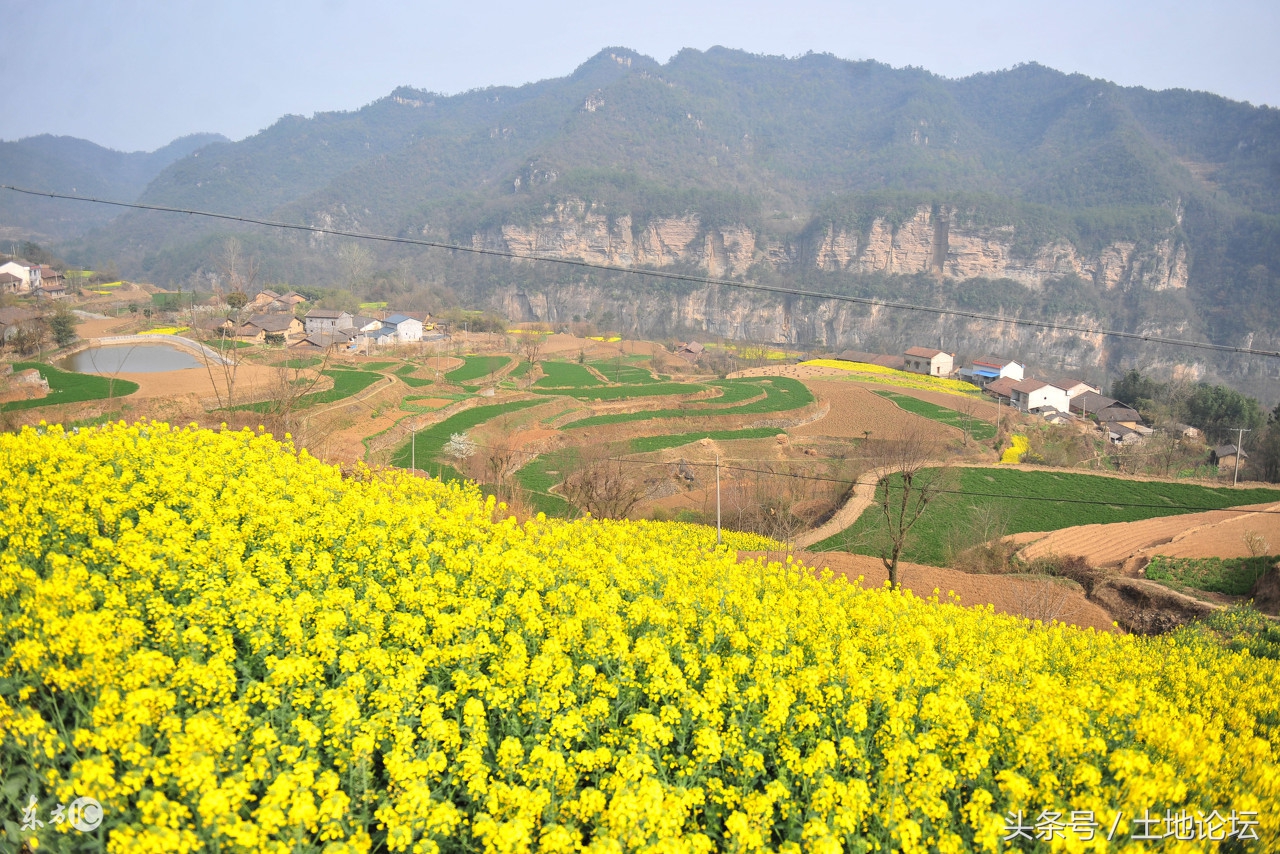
[5,183,1280,361]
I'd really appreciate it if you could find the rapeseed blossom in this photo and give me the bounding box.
[800,360,980,397]
[0,423,1275,852]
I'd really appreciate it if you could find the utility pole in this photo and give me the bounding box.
[1233,427,1251,487]
[715,453,722,547]
[411,418,416,473]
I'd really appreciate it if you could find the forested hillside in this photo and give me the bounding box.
[0,133,226,241]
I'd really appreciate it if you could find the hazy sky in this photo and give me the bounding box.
[3,0,1276,153]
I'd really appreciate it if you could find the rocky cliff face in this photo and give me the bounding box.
[492,280,1114,378]
[474,199,1188,292]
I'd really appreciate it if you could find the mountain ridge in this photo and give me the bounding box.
[3,48,1278,394]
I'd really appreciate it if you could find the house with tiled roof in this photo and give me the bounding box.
[238,313,303,343]
[984,376,1019,403]
[903,347,954,377]
[304,309,354,335]
[960,356,1023,388]
[1009,378,1070,414]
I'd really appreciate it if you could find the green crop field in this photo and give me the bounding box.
[565,377,813,429]
[361,361,397,371]
[812,467,1280,565]
[391,399,543,467]
[873,390,996,441]
[1,363,139,412]
[534,362,605,388]
[445,356,511,384]
[629,428,783,453]
[236,369,383,413]
[587,361,660,384]
[531,382,705,401]
[394,364,436,388]
[514,451,581,518]
[1144,555,1278,596]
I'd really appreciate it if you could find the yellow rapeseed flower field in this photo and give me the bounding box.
[136,327,191,336]
[1,423,1274,852]
[800,360,980,398]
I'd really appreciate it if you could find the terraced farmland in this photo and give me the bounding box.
[873,389,996,440]
[566,377,814,429]
[445,355,511,384]
[812,467,1280,565]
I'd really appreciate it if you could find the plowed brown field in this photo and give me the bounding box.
[791,380,955,442]
[1015,501,1280,567]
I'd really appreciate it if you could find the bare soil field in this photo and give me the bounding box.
[75,316,134,338]
[749,550,1118,633]
[790,379,954,441]
[113,364,289,399]
[1013,501,1280,567]
[728,364,848,380]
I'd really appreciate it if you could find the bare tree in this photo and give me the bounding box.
[264,348,334,435]
[956,394,983,447]
[870,426,952,586]
[337,242,373,290]
[521,324,549,365]
[723,456,854,548]
[218,237,259,296]
[560,446,648,519]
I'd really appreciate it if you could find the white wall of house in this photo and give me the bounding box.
[391,317,423,343]
[1013,384,1070,413]
[0,262,31,291]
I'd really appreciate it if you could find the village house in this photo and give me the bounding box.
[1069,392,1153,443]
[676,341,705,363]
[304,309,354,335]
[903,347,954,377]
[27,265,67,299]
[960,356,1024,387]
[378,312,424,345]
[984,376,1019,404]
[290,330,356,352]
[1049,378,1100,401]
[238,313,304,344]
[0,261,32,292]
[0,272,25,295]
[1211,444,1247,471]
[0,307,41,343]
[1009,378,1071,414]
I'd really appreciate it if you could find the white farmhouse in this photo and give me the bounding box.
[1009,379,1070,413]
[904,346,954,377]
[383,313,423,344]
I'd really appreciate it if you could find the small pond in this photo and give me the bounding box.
[60,343,204,374]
